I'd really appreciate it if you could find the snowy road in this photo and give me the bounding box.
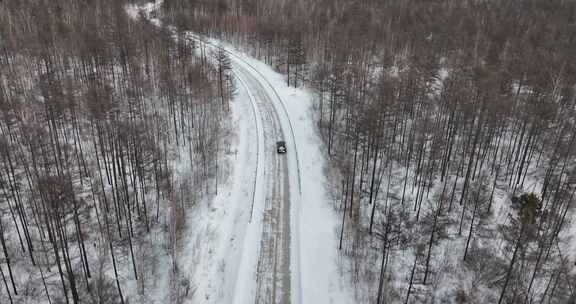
[235,64,292,304]
[183,35,298,303]
[129,2,354,303]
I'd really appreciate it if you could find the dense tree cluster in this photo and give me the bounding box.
[0,0,228,303]
[159,0,576,302]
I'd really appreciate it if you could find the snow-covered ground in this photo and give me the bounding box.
[129,1,354,303]
[175,69,265,304]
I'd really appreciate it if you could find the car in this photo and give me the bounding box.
[276,141,287,154]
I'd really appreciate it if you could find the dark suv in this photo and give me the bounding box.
[276,141,287,154]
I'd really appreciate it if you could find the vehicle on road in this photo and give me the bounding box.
[276,141,287,154]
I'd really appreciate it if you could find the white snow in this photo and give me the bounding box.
[177,76,266,303]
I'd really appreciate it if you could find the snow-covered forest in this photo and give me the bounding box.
[1,0,576,303]
[0,0,234,303]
